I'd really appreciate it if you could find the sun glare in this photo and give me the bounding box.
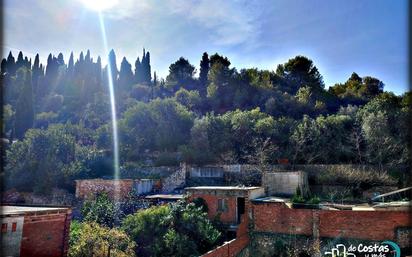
[78,0,119,11]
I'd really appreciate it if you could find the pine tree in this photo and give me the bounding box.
[14,68,34,139]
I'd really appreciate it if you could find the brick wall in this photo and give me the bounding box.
[197,199,251,257]
[189,193,238,224]
[201,214,250,257]
[20,209,71,257]
[252,202,411,243]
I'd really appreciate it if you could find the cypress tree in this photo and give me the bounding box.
[32,54,42,98]
[85,50,91,63]
[108,49,118,82]
[57,53,65,66]
[134,57,143,83]
[119,57,133,91]
[96,56,102,86]
[16,51,24,68]
[1,59,6,74]
[68,52,74,75]
[6,51,16,75]
[14,68,34,139]
[144,51,152,83]
[199,52,210,96]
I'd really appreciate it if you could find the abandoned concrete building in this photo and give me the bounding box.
[1,206,71,257]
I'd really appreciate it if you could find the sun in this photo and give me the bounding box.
[78,0,119,11]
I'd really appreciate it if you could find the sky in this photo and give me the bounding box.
[2,0,409,94]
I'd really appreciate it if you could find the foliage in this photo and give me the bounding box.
[5,124,85,193]
[315,165,396,188]
[81,193,122,228]
[120,98,194,160]
[2,49,410,193]
[14,67,34,139]
[122,201,221,257]
[69,221,136,257]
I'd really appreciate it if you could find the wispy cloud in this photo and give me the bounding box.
[94,0,262,47]
[166,0,261,46]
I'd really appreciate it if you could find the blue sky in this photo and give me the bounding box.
[3,0,409,94]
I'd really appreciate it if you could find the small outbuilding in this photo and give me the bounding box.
[185,186,265,225]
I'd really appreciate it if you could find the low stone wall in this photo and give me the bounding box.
[75,179,157,200]
[161,165,186,193]
[2,189,75,206]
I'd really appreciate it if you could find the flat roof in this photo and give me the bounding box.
[252,196,288,203]
[145,194,184,200]
[185,186,263,191]
[1,206,69,216]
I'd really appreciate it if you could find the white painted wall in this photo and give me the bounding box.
[1,216,24,257]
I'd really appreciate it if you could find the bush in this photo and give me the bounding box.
[69,221,136,257]
[122,201,221,257]
[81,193,123,228]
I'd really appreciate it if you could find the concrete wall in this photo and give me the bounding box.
[134,179,155,194]
[1,216,24,257]
[189,166,224,178]
[262,171,308,197]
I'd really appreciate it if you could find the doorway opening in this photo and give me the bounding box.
[237,197,245,224]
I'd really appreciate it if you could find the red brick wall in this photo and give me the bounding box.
[199,203,251,257]
[20,210,71,257]
[201,231,249,257]
[319,210,411,240]
[252,202,411,241]
[189,194,238,224]
[75,179,134,200]
[253,202,313,235]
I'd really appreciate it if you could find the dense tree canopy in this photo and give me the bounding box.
[122,201,221,257]
[1,49,410,193]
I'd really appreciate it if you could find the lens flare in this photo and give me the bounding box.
[98,12,120,202]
